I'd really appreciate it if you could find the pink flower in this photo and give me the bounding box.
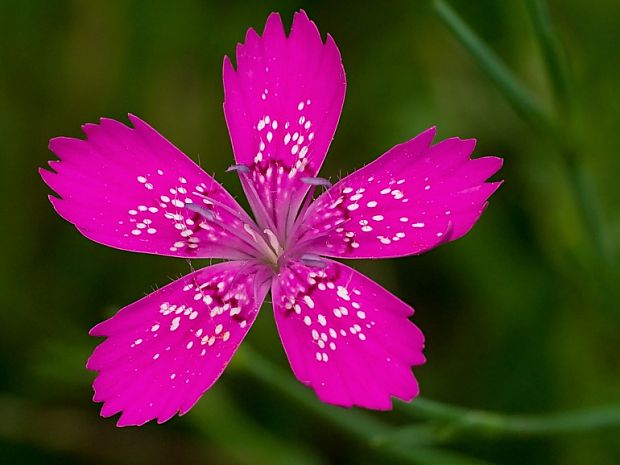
[40,11,502,426]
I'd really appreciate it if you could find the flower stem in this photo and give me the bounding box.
[237,345,497,465]
[524,0,614,267]
[431,0,554,135]
[237,345,390,440]
[524,0,574,117]
[237,346,620,462]
[432,0,614,268]
[396,398,620,438]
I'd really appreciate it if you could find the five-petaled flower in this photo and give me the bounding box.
[40,11,502,426]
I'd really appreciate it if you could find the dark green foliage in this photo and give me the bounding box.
[0,1,618,464]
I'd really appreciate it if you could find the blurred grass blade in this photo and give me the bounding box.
[372,423,441,448]
[188,388,324,465]
[398,398,467,422]
[238,346,495,465]
[434,0,615,275]
[392,447,497,465]
[0,394,216,465]
[432,0,554,133]
[237,345,390,440]
[524,0,573,116]
[524,0,614,267]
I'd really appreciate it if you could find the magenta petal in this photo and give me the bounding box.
[300,128,503,258]
[272,259,424,409]
[41,115,259,259]
[87,261,270,426]
[223,11,346,234]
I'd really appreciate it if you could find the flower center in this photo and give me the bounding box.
[224,165,333,272]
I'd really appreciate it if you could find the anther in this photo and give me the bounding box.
[226,163,250,174]
[300,253,327,268]
[264,228,284,255]
[185,203,216,220]
[301,177,332,187]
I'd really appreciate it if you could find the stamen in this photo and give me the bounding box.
[264,228,284,255]
[235,169,280,235]
[184,203,267,259]
[243,223,258,242]
[284,177,332,242]
[226,163,250,174]
[242,223,278,265]
[185,202,216,220]
[300,253,327,268]
[301,176,332,187]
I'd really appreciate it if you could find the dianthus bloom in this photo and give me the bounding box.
[40,11,502,426]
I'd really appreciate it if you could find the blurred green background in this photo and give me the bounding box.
[1,0,619,464]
